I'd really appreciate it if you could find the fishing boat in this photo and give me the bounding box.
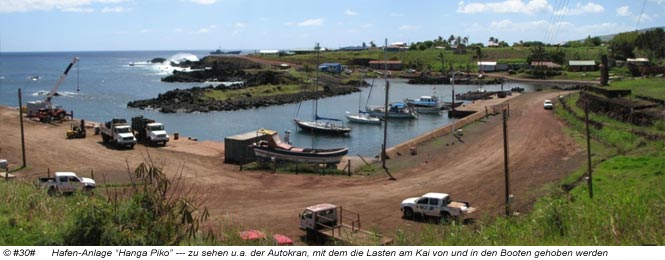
[404,95,442,114]
[346,71,381,124]
[294,43,351,135]
[252,129,348,165]
[366,102,418,119]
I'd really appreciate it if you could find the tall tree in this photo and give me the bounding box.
[609,31,638,60]
[635,28,665,59]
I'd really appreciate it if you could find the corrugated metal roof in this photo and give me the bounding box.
[569,60,596,66]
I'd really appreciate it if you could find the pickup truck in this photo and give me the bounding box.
[400,192,476,220]
[100,118,137,148]
[38,172,96,195]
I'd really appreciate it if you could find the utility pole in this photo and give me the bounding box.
[585,101,593,199]
[503,106,511,216]
[18,88,26,168]
[381,38,395,181]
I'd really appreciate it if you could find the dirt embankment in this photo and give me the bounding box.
[0,91,583,243]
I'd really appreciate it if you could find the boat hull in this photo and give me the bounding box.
[294,119,351,135]
[366,107,417,119]
[346,114,382,124]
[253,145,348,164]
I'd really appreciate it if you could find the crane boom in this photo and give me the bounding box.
[45,57,79,104]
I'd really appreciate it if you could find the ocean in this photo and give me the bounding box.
[0,51,538,156]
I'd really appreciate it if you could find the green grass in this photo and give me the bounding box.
[394,87,664,245]
[202,84,305,100]
[256,46,608,72]
[609,78,665,100]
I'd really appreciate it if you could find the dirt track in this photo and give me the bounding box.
[0,91,582,243]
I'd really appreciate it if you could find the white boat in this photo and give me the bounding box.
[346,70,381,124]
[366,102,418,119]
[346,112,381,124]
[404,95,443,114]
[252,129,348,165]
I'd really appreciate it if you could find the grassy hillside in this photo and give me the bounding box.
[256,46,608,72]
[393,79,665,245]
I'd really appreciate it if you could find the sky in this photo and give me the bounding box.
[0,0,664,52]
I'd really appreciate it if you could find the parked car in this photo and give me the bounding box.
[544,99,554,110]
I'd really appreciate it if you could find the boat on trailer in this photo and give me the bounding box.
[252,129,348,165]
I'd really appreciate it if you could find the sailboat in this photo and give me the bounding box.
[346,72,381,124]
[366,40,418,120]
[294,43,352,135]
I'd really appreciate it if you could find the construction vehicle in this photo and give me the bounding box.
[131,116,169,146]
[100,118,136,149]
[66,119,87,139]
[299,203,391,245]
[26,57,79,122]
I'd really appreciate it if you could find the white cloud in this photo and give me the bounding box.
[198,28,210,34]
[362,23,373,28]
[62,7,94,13]
[616,6,632,17]
[553,2,604,16]
[234,22,247,28]
[0,0,131,13]
[140,29,152,33]
[489,19,549,32]
[390,12,405,17]
[457,0,551,15]
[101,6,126,13]
[345,9,359,16]
[296,18,324,27]
[188,0,217,4]
[174,28,184,33]
[399,25,420,31]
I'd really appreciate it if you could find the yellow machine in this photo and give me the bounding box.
[66,119,86,139]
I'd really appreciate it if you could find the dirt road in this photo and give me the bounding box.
[0,91,582,243]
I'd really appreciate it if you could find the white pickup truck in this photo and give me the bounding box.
[38,172,96,195]
[400,192,476,220]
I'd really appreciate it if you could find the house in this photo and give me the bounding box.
[568,60,597,72]
[531,61,562,70]
[626,58,650,66]
[319,63,343,73]
[487,42,500,48]
[477,61,509,72]
[258,50,280,55]
[369,60,403,70]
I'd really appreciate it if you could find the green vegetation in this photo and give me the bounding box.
[610,78,665,100]
[1,161,214,246]
[202,84,304,100]
[393,83,665,245]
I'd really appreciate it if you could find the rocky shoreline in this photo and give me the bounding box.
[127,84,359,113]
[128,56,362,113]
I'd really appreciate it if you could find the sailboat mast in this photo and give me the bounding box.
[314,42,320,121]
[382,38,389,167]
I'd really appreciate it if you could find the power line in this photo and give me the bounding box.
[551,0,570,44]
[636,0,647,30]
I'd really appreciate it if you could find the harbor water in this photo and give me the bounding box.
[0,51,539,156]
